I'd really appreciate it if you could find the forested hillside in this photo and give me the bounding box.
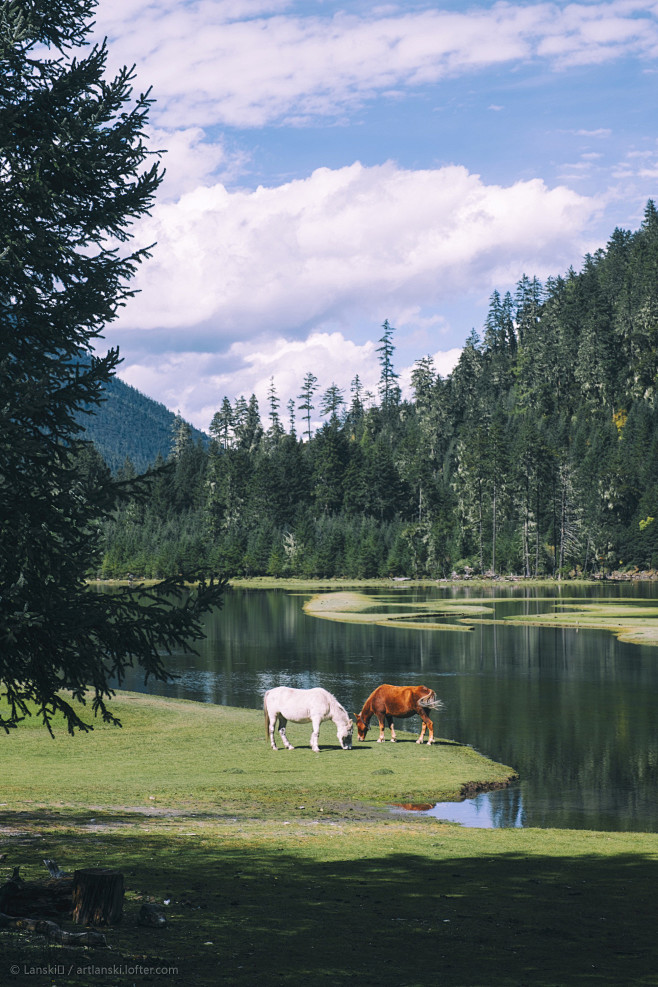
[97,203,658,580]
[80,375,207,473]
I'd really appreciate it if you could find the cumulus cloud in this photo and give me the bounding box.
[118,332,463,431]
[147,127,249,202]
[94,1,658,128]
[91,0,648,426]
[117,160,600,338]
[111,159,599,428]
[119,332,380,431]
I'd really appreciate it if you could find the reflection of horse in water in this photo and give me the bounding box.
[264,686,353,752]
[356,684,443,745]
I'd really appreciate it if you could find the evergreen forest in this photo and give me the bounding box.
[96,203,658,581]
[79,374,208,474]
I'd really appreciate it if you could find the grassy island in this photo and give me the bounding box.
[302,588,658,648]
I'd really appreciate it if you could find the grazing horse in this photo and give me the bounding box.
[264,686,353,752]
[356,684,443,745]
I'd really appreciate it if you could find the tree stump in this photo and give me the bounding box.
[72,869,124,926]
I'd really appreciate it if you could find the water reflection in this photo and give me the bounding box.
[112,582,658,833]
[394,786,525,828]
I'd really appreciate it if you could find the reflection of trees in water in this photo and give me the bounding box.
[448,622,658,830]
[113,585,658,831]
[489,787,525,829]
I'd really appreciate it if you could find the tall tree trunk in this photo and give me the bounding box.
[478,480,484,574]
[558,467,568,580]
[491,483,497,575]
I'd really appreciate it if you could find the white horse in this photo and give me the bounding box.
[264,686,353,752]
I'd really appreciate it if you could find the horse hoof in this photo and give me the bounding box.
[390,739,396,742]
[416,739,422,744]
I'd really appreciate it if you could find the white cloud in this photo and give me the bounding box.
[89,0,652,428]
[112,153,599,430]
[118,331,380,430]
[398,346,462,396]
[95,1,658,129]
[117,160,600,339]
[118,331,464,431]
[573,128,612,137]
[147,127,249,202]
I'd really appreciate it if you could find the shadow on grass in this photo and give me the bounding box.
[207,849,657,986]
[2,821,657,986]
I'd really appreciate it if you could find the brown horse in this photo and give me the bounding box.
[356,684,443,745]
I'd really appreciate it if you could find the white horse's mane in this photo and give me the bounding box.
[328,693,350,723]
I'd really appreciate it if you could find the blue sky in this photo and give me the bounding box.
[92,0,658,430]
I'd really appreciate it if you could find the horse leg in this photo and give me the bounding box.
[376,713,386,742]
[310,716,320,752]
[386,714,397,742]
[417,709,434,745]
[278,715,295,750]
[267,710,278,750]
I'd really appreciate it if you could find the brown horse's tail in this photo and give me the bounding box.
[419,690,444,710]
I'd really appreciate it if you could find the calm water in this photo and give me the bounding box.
[117,583,658,832]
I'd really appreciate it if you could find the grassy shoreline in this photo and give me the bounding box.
[91,574,658,590]
[2,692,658,986]
[91,575,606,590]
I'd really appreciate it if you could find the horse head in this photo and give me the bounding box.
[356,713,369,741]
[339,718,353,749]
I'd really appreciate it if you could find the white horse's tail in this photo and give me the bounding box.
[419,690,444,710]
[264,693,272,738]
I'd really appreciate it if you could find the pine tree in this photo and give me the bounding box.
[377,319,400,409]
[410,355,436,410]
[514,274,543,346]
[298,372,318,441]
[345,374,365,437]
[234,394,263,452]
[286,397,296,436]
[209,397,234,449]
[0,0,224,733]
[170,412,193,460]
[319,382,345,421]
[266,376,284,442]
[447,330,483,424]
[311,420,348,515]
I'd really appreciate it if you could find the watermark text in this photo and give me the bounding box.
[10,963,179,977]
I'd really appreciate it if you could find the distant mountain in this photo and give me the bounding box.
[78,374,208,473]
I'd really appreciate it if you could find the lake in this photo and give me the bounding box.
[117,582,658,832]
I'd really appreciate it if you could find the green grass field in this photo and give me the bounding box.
[2,693,658,986]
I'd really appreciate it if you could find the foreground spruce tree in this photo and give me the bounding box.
[0,0,224,733]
